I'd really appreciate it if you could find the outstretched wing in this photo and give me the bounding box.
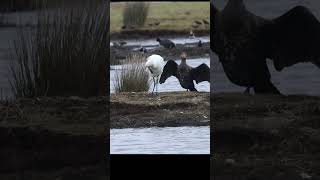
[190,63,210,84]
[260,6,320,71]
[159,60,178,84]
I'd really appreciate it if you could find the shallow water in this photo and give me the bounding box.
[110,126,210,154]
[110,58,210,94]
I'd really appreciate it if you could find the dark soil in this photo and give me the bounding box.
[0,96,108,179]
[111,92,210,129]
[110,29,210,40]
[212,93,320,180]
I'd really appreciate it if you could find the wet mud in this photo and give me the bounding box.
[212,93,320,180]
[111,92,210,129]
[0,96,108,179]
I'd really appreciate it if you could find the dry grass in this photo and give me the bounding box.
[114,53,150,93]
[9,1,109,98]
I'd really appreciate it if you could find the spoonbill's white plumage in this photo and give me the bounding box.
[145,54,166,94]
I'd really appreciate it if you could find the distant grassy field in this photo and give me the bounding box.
[110,2,210,33]
[0,0,100,11]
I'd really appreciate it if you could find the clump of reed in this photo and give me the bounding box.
[9,1,109,98]
[122,2,150,28]
[114,53,150,93]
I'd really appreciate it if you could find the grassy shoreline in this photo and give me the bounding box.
[111,92,210,129]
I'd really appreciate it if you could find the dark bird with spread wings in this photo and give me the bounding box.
[159,52,210,91]
[211,0,320,94]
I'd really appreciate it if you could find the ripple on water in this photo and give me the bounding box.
[110,126,210,154]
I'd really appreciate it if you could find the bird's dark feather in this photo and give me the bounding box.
[190,63,210,83]
[259,6,320,71]
[159,60,178,84]
[211,0,320,94]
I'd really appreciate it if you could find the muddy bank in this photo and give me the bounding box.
[212,93,320,179]
[0,97,108,179]
[111,92,210,129]
[110,29,209,40]
[110,42,210,65]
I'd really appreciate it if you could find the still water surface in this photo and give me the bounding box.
[111,126,210,154]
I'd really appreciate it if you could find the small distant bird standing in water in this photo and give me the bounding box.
[139,47,147,54]
[198,40,202,47]
[189,30,196,39]
[160,52,210,91]
[156,38,175,48]
[145,54,166,95]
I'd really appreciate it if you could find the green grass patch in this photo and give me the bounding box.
[110,2,210,33]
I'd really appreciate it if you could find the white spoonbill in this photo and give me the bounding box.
[145,54,165,94]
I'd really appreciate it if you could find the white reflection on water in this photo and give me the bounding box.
[110,126,210,154]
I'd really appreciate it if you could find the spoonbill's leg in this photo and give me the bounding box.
[156,77,159,95]
[152,77,156,95]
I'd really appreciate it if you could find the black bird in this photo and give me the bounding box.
[159,52,210,91]
[139,47,147,53]
[198,40,202,47]
[156,38,175,48]
[154,22,160,26]
[190,63,210,84]
[121,25,126,29]
[211,0,320,94]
